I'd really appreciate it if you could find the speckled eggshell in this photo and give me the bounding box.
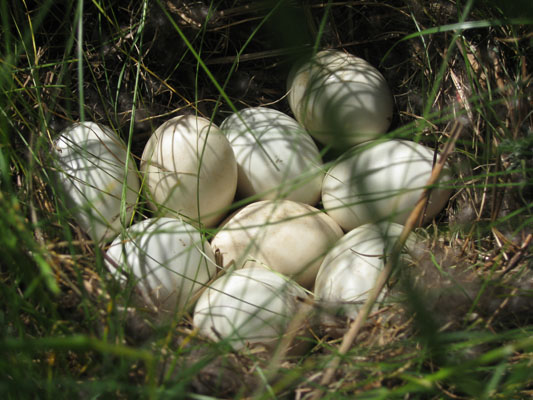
[211,199,343,288]
[193,267,308,350]
[220,107,323,205]
[322,139,453,231]
[106,217,217,316]
[140,115,238,227]
[287,49,393,147]
[53,121,140,243]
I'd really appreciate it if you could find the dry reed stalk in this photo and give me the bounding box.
[309,120,464,399]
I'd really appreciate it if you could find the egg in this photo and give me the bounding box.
[322,139,453,231]
[287,49,393,147]
[193,267,308,350]
[53,121,140,243]
[140,115,238,227]
[106,217,218,316]
[211,199,343,288]
[220,107,323,205]
[314,222,417,319]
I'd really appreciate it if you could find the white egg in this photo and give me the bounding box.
[193,267,308,350]
[314,222,417,319]
[322,139,453,231]
[106,217,217,316]
[53,121,140,243]
[211,200,343,288]
[220,107,323,205]
[287,49,394,147]
[140,115,238,227]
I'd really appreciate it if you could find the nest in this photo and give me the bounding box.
[3,0,532,398]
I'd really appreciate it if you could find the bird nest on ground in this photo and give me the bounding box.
[3,0,532,398]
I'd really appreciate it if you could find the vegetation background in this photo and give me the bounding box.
[0,0,532,398]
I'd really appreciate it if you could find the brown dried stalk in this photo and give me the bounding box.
[309,121,464,399]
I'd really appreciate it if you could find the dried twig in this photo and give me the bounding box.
[309,121,463,399]
[499,233,533,277]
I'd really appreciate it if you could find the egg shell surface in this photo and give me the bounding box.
[211,200,343,288]
[193,267,307,350]
[106,217,217,315]
[140,115,238,227]
[315,222,417,319]
[287,49,393,147]
[53,121,140,243]
[220,107,323,205]
[322,139,453,231]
